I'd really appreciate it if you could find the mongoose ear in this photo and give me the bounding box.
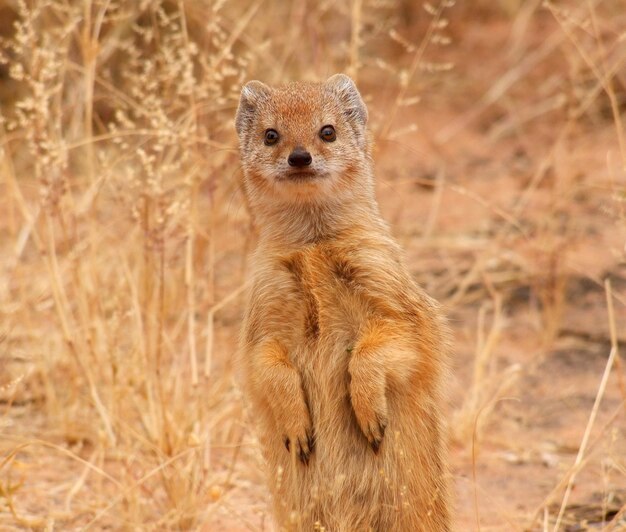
[326,74,368,126]
[235,80,271,136]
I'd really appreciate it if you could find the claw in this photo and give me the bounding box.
[300,435,313,465]
[307,430,315,453]
[284,435,312,465]
[370,420,387,454]
[298,444,309,465]
[371,438,381,454]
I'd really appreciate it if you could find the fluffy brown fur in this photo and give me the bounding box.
[236,74,451,531]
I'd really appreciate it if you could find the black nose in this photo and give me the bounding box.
[288,147,312,167]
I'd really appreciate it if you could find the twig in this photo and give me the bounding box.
[552,279,619,531]
[204,281,251,378]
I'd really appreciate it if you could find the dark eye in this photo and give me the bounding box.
[264,129,279,145]
[319,125,336,142]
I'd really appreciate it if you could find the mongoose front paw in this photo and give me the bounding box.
[349,357,389,454]
[355,403,388,454]
[367,417,388,454]
[284,427,315,465]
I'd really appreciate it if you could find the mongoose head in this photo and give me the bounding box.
[235,74,371,206]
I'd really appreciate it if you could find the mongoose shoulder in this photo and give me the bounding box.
[236,74,451,532]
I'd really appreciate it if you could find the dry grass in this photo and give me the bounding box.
[0,0,625,530]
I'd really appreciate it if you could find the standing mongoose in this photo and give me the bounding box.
[235,74,451,531]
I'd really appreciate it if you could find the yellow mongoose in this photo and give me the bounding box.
[236,74,450,531]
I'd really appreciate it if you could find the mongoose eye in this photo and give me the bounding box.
[319,125,336,142]
[264,129,279,146]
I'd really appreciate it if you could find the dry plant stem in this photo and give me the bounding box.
[450,113,567,308]
[379,1,447,140]
[456,282,519,447]
[572,53,626,124]
[277,1,306,78]
[83,447,197,530]
[527,401,625,529]
[456,468,523,532]
[348,0,363,82]
[64,61,146,116]
[472,295,503,417]
[204,281,251,378]
[81,0,109,185]
[437,0,607,144]
[186,175,199,386]
[158,223,170,455]
[547,0,626,168]
[64,448,100,513]
[205,207,215,378]
[421,166,445,240]
[508,0,543,58]
[65,128,230,151]
[499,36,614,220]
[120,253,158,441]
[604,500,626,531]
[552,280,619,532]
[44,213,116,445]
[445,174,533,305]
[1,126,44,256]
[179,0,200,388]
[435,29,564,144]
[469,399,525,532]
[214,0,263,71]
[471,409,481,532]
[1,440,121,488]
[390,173,525,238]
[604,158,626,405]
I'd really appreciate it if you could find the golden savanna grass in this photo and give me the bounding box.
[0,0,625,530]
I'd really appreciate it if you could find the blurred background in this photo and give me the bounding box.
[0,0,625,529]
